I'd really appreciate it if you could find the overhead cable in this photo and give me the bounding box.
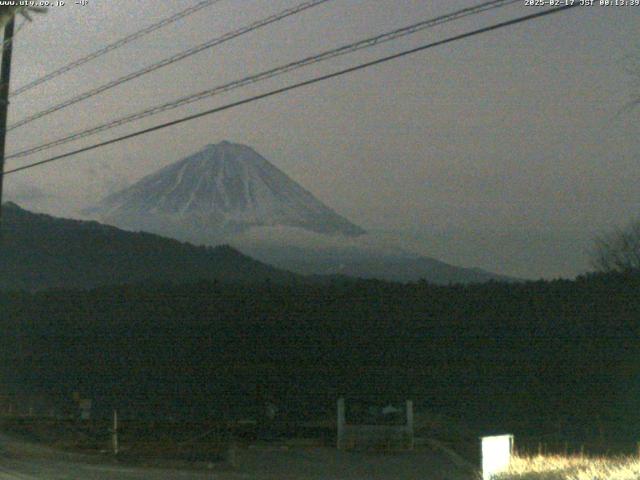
[7,0,518,160]
[2,4,580,178]
[10,0,225,97]
[7,0,333,130]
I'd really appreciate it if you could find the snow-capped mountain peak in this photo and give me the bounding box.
[90,142,364,242]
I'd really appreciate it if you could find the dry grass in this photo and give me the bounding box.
[496,454,640,480]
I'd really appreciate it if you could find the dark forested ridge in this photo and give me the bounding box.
[0,202,298,290]
[1,271,638,444]
[0,203,516,288]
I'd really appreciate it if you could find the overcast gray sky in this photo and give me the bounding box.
[3,0,639,279]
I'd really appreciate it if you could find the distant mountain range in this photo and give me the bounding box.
[0,202,297,291]
[85,141,515,285]
[238,241,515,284]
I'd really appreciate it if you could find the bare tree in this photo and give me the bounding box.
[620,54,640,113]
[591,219,640,273]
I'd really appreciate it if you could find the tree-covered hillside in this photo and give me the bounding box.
[1,272,638,444]
[0,202,298,290]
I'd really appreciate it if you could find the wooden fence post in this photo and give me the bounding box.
[336,398,345,450]
[112,410,119,455]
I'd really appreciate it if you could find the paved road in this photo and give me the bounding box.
[0,456,242,479]
[0,436,477,479]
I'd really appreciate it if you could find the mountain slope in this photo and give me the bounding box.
[89,142,364,242]
[0,203,298,291]
[237,241,517,284]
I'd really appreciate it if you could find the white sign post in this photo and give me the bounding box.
[481,434,513,480]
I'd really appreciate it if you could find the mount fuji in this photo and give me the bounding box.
[88,142,515,284]
[88,141,364,244]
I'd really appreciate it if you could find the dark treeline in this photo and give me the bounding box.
[0,272,638,443]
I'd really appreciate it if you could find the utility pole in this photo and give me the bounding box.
[0,17,15,234]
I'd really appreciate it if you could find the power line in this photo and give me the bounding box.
[2,4,579,178]
[7,0,519,161]
[7,0,333,131]
[9,0,224,98]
